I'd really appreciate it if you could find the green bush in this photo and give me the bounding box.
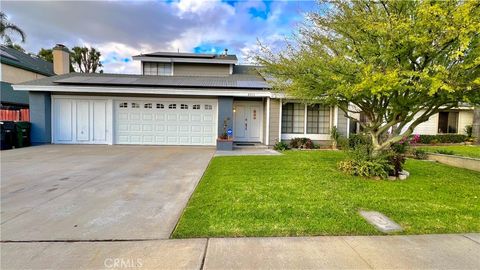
[273,141,289,151]
[348,133,372,150]
[435,149,455,155]
[289,137,314,149]
[415,134,467,144]
[337,145,393,178]
[464,125,473,138]
[411,148,428,160]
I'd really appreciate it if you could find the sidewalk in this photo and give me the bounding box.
[2,234,479,269]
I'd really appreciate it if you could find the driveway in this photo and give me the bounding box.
[0,145,214,241]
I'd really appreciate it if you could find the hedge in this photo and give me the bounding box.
[414,134,467,144]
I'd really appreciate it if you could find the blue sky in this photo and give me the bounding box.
[3,0,318,73]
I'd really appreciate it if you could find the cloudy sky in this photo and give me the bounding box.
[2,0,318,74]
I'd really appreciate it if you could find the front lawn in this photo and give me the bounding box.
[172,151,480,238]
[418,145,480,159]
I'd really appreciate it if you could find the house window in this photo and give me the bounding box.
[181,104,188,110]
[156,103,164,109]
[131,103,140,108]
[144,103,152,109]
[142,62,172,76]
[119,102,128,108]
[438,111,459,133]
[193,104,200,110]
[307,105,330,134]
[205,104,213,110]
[282,103,304,133]
[168,104,176,109]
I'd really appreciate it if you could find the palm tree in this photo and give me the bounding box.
[0,11,26,45]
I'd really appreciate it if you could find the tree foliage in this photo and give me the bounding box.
[0,11,26,45]
[37,48,53,62]
[256,0,480,153]
[70,46,103,73]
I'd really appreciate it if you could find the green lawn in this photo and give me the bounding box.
[419,145,480,159]
[172,151,480,238]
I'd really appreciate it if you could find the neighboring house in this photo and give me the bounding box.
[408,105,474,135]
[12,48,472,147]
[1,45,54,108]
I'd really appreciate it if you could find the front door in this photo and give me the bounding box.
[234,102,262,142]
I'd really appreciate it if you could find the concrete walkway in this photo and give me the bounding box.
[2,234,479,269]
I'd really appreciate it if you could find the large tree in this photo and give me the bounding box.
[256,0,480,155]
[70,46,103,73]
[0,11,26,45]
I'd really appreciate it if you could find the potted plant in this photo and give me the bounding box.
[217,117,233,151]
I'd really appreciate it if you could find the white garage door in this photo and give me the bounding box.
[115,99,217,145]
[52,97,112,144]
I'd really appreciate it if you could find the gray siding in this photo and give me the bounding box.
[268,99,280,145]
[218,97,234,137]
[174,63,230,76]
[29,91,51,145]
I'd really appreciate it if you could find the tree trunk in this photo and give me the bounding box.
[473,107,480,145]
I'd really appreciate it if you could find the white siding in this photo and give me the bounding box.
[458,110,474,134]
[403,110,473,135]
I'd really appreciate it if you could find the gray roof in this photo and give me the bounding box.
[17,67,270,90]
[133,51,238,61]
[0,45,54,76]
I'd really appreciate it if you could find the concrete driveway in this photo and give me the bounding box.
[0,145,214,241]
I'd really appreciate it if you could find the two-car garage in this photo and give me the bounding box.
[52,96,217,146]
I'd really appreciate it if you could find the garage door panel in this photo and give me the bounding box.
[142,113,153,120]
[130,113,141,120]
[115,99,216,146]
[118,112,128,120]
[53,98,110,144]
[93,101,107,142]
[179,114,189,121]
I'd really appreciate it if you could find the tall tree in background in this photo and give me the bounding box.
[70,46,103,73]
[256,0,480,156]
[0,11,26,45]
[37,48,53,62]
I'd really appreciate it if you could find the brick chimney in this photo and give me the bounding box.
[52,44,70,75]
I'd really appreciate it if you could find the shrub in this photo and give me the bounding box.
[337,145,393,178]
[411,148,428,160]
[273,141,289,151]
[348,133,372,150]
[435,149,455,155]
[289,137,314,149]
[414,134,467,144]
[465,125,473,138]
[383,150,406,176]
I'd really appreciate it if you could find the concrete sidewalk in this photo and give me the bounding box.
[2,233,479,269]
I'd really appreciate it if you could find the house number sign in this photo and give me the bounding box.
[253,110,257,120]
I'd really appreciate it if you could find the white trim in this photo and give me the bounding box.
[132,56,238,65]
[333,106,339,127]
[278,98,282,142]
[304,104,308,135]
[346,117,350,138]
[266,97,270,145]
[281,133,330,141]
[13,85,273,97]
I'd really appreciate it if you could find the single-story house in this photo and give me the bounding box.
[13,47,473,147]
[1,45,54,108]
